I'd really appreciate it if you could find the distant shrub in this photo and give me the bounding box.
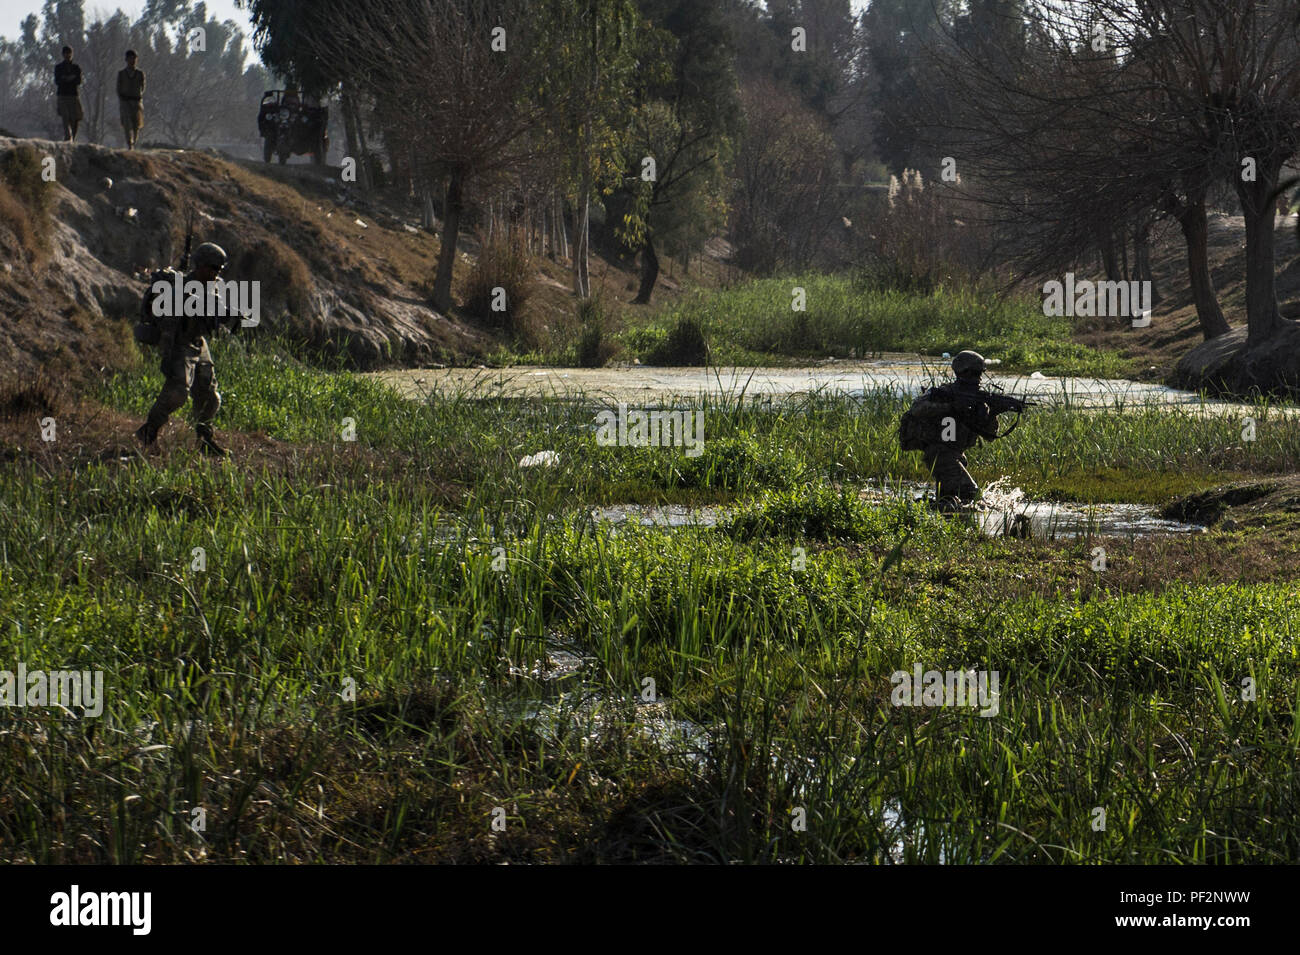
[858,167,987,292]
[643,315,709,366]
[576,296,616,367]
[464,230,535,331]
[0,183,37,259]
[640,433,801,491]
[0,370,66,420]
[854,260,937,296]
[0,145,53,255]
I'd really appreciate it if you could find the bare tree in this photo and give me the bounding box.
[729,78,845,274]
[921,0,1300,345]
[306,0,550,313]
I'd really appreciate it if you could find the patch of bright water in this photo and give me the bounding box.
[861,478,1205,540]
[588,488,1203,540]
[374,362,1298,416]
[586,503,722,528]
[973,478,1206,539]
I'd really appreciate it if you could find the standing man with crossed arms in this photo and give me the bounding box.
[54,46,84,142]
[117,49,146,150]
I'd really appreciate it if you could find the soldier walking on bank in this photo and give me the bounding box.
[116,49,146,150]
[54,46,83,142]
[135,242,235,458]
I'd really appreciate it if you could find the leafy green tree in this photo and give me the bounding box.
[534,0,642,299]
[619,100,731,301]
[236,0,352,96]
[238,0,372,182]
[617,0,739,303]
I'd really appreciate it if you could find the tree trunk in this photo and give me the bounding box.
[1176,191,1230,340]
[557,193,568,262]
[433,169,464,314]
[421,185,437,230]
[1099,228,1121,282]
[1236,158,1286,344]
[340,84,371,191]
[1133,217,1159,306]
[573,177,590,298]
[633,235,659,304]
[92,78,105,143]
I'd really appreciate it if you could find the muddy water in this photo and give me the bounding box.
[588,487,1205,540]
[391,360,1220,859]
[369,359,1290,414]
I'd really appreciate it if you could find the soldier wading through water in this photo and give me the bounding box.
[134,242,237,458]
[898,350,1032,512]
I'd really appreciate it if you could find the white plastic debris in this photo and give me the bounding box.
[354,218,367,228]
[1030,371,1046,379]
[519,450,560,468]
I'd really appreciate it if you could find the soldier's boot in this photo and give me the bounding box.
[934,495,964,514]
[134,420,162,448]
[196,424,230,458]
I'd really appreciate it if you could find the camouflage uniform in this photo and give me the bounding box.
[136,243,231,456]
[923,447,979,507]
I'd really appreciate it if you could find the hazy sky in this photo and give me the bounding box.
[2,0,874,51]
[0,0,250,43]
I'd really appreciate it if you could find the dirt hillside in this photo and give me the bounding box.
[0,137,510,384]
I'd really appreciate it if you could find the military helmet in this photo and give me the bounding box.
[193,242,227,271]
[952,350,986,376]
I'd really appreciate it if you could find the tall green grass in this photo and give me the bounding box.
[623,274,1130,376]
[101,340,1300,505]
[1,344,1294,862]
[3,461,1297,862]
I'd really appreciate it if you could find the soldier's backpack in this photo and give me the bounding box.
[133,268,180,346]
[898,386,959,451]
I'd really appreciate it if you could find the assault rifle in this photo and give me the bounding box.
[984,391,1036,416]
[980,385,1036,438]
